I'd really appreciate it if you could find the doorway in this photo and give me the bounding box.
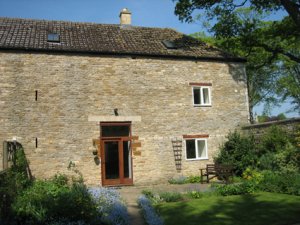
[100,122,133,186]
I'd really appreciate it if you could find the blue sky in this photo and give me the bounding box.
[0,0,298,118]
[0,0,201,34]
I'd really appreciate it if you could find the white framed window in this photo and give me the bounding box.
[193,86,211,106]
[185,138,208,160]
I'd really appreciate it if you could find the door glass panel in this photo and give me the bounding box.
[102,125,130,137]
[123,141,132,178]
[105,141,119,179]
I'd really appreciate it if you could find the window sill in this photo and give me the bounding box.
[186,158,209,161]
[193,105,212,107]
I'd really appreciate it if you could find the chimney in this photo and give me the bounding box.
[119,8,131,25]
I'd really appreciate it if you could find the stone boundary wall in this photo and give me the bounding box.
[242,117,300,138]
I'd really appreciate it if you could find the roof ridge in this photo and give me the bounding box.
[0,16,246,62]
[0,16,183,32]
[0,16,108,26]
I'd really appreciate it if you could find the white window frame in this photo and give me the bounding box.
[192,86,211,106]
[185,138,208,161]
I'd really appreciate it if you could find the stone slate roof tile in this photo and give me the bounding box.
[0,17,245,61]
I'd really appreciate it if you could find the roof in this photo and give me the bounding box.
[0,17,245,62]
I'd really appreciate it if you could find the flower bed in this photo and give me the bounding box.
[138,195,163,225]
[89,187,129,225]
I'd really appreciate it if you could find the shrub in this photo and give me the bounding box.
[213,168,262,196]
[257,152,276,171]
[208,168,263,196]
[257,126,299,172]
[158,192,183,202]
[296,125,300,147]
[0,148,31,221]
[214,181,258,196]
[258,126,292,154]
[214,131,257,176]
[10,149,32,190]
[242,167,263,184]
[258,170,300,196]
[186,175,201,183]
[274,143,299,172]
[232,176,243,183]
[188,191,203,199]
[138,195,163,225]
[12,176,100,225]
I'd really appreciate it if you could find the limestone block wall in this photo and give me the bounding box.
[242,118,300,140]
[0,51,249,185]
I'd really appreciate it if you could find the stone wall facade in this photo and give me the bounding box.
[0,51,249,186]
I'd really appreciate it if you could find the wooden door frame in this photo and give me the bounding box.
[100,122,133,186]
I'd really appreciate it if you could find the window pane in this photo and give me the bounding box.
[197,140,207,158]
[101,125,130,137]
[47,33,60,42]
[186,140,196,159]
[202,88,210,104]
[193,88,200,105]
[123,141,132,178]
[105,141,119,179]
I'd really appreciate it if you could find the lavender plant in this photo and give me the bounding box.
[138,195,163,225]
[168,176,187,184]
[89,187,129,225]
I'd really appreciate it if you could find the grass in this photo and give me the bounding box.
[156,192,300,225]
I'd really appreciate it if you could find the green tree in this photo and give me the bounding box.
[214,131,257,176]
[276,64,300,112]
[174,0,300,122]
[174,0,300,31]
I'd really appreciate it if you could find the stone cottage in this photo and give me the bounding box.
[0,9,249,186]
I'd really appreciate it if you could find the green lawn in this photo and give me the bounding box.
[156,192,300,225]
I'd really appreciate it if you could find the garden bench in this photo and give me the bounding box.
[200,164,233,184]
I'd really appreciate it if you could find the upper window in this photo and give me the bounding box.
[193,86,211,106]
[185,138,208,160]
[162,40,177,49]
[47,33,60,43]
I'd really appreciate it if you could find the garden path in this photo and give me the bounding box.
[118,183,210,225]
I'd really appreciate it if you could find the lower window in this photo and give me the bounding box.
[185,139,208,160]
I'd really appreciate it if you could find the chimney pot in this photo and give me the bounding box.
[119,8,131,25]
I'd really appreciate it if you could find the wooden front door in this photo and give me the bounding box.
[100,123,133,186]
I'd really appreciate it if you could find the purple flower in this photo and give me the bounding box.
[138,195,164,225]
[88,187,129,225]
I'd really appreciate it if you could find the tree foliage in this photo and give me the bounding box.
[174,0,300,120]
[215,126,300,177]
[214,131,257,176]
[174,0,300,30]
